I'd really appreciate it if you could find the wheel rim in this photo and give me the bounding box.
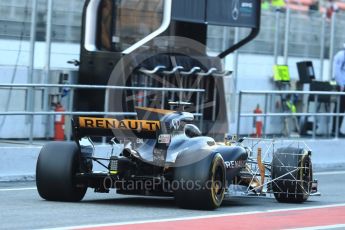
[212,165,225,203]
[301,157,312,195]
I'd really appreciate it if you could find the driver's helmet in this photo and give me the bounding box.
[184,124,202,138]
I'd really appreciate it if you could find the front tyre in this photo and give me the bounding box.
[174,153,226,210]
[36,142,87,202]
[271,147,313,203]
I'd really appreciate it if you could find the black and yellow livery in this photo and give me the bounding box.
[78,117,161,132]
[76,117,161,139]
[36,107,317,210]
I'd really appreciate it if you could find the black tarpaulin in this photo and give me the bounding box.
[171,0,206,24]
[207,0,258,28]
[171,0,259,28]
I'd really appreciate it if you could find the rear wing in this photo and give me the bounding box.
[74,117,161,139]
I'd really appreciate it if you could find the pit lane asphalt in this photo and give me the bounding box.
[1,170,345,230]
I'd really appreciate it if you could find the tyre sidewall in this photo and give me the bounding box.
[174,152,226,210]
[36,142,86,202]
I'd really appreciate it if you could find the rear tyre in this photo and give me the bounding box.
[271,147,312,203]
[174,153,226,210]
[36,142,87,202]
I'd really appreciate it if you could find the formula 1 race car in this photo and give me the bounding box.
[36,107,318,210]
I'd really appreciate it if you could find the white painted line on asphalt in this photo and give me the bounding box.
[260,203,345,213]
[0,187,36,192]
[314,171,345,176]
[42,203,345,230]
[287,224,345,230]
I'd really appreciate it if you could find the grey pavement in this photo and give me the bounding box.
[0,170,344,229]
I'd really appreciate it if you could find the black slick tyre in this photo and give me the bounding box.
[174,153,226,210]
[271,147,313,203]
[36,142,87,202]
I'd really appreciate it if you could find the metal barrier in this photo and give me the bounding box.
[237,90,345,139]
[0,84,205,143]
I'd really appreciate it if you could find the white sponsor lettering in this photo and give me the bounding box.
[225,160,246,169]
[158,134,171,144]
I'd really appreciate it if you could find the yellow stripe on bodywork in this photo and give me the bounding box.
[135,106,175,115]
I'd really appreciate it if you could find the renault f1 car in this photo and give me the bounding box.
[36,107,318,210]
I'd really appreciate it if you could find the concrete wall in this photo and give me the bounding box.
[0,144,115,181]
[0,39,79,138]
[0,39,80,69]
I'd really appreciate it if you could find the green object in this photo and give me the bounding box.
[261,1,270,10]
[271,0,286,8]
[286,101,297,113]
[273,65,290,82]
